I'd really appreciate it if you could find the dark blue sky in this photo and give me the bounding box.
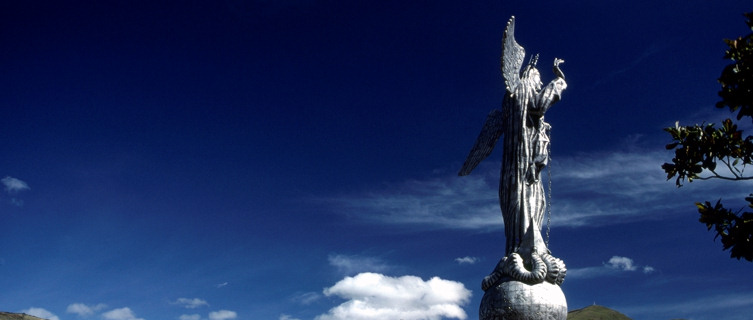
[2,1,753,320]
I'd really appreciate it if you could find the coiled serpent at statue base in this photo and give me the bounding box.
[481,250,566,291]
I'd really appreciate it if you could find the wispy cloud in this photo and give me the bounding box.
[291,291,321,305]
[67,303,107,317]
[215,282,228,288]
[22,308,59,320]
[208,310,237,320]
[568,256,655,279]
[590,39,678,89]
[279,315,301,320]
[316,272,471,320]
[324,147,753,230]
[179,315,201,320]
[552,150,753,227]
[101,307,144,320]
[454,256,479,265]
[172,298,209,309]
[328,253,391,275]
[617,290,753,320]
[2,176,30,207]
[2,176,30,193]
[324,165,502,230]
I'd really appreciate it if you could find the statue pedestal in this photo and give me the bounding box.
[479,279,567,320]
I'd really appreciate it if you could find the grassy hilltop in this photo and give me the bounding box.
[567,305,632,320]
[0,312,46,320]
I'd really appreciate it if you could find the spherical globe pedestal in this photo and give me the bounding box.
[479,279,567,320]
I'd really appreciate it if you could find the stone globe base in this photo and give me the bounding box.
[479,279,567,320]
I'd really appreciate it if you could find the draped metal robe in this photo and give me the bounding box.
[500,72,565,255]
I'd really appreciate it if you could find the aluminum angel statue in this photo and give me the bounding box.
[459,16,567,290]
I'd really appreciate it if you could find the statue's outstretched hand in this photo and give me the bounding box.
[553,58,565,79]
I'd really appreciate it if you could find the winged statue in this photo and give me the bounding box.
[459,16,567,290]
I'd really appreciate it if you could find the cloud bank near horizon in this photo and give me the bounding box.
[567,255,655,279]
[315,272,471,320]
[67,303,107,317]
[21,301,236,320]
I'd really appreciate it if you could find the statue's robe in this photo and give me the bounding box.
[500,74,566,255]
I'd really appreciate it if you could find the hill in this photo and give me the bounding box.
[0,313,47,320]
[568,305,631,320]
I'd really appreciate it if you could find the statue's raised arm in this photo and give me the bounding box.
[535,58,567,116]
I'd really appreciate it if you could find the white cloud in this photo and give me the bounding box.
[568,256,655,279]
[215,282,228,288]
[328,254,391,275]
[3,176,30,207]
[22,308,59,320]
[2,176,30,193]
[179,315,201,320]
[316,272,471,320]
[454,256,479,265]
[173,298,209,309]
[67,303,107,317]
[102,307,144,320]
[605,256,636,271]
[279,315,301,320]
[208,310,237,320]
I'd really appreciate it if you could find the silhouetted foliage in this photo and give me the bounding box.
[662,12,753,262]
[717,12,753,122]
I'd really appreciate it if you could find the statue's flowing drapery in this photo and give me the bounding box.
[501,70,566,255]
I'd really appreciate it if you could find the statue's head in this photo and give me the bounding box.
[521,54,543,91]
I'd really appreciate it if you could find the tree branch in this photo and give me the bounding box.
[695,174,753,182]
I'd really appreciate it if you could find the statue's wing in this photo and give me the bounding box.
[458,109,504,176]
[501,16,525,93]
